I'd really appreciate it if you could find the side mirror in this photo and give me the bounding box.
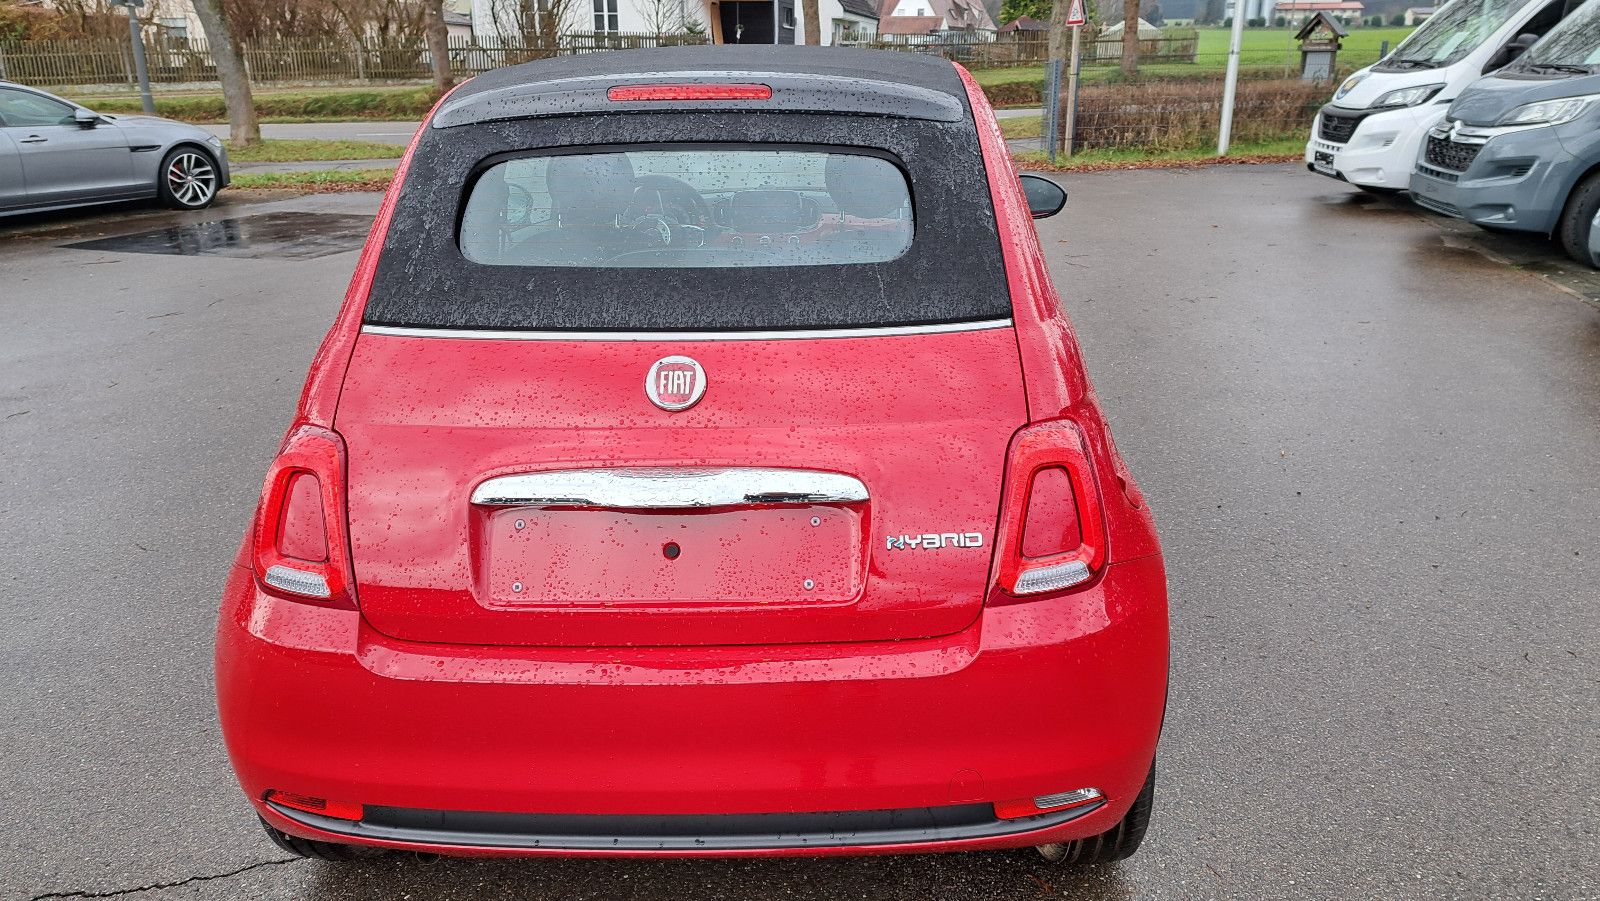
[73,108,101,128]
[1019,174,1067,219]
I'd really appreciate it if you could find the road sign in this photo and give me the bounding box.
[1065,0,1086,27]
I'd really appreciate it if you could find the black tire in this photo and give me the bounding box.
[156,146,220,210]
[259,816,390,861]
[1045,765,1155,865]
[1556,171,1600,265]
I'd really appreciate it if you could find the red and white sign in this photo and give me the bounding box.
[645,355,706,412]
[1065,0,1086,26]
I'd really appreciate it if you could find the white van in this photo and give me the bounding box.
[1305,0,1585,193]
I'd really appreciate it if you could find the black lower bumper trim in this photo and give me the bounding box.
[269,798,1104,851]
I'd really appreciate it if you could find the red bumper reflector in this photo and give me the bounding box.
[607,83,772,102]
[266,790,364,821]
[993,787,1104,820]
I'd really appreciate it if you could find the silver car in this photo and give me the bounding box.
[1,81,229,218]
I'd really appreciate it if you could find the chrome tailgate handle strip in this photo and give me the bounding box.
[471,468,869,509]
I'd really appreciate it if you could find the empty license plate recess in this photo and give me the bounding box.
[482,505,864,607]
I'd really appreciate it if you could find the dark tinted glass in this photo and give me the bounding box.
[459,149,913,269]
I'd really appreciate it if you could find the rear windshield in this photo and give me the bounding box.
[366,112,1010,332]
[460,149,914,268]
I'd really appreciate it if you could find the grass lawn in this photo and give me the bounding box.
[1194,25,1413,59]
[74,86,438,123]
[1013,135,1305,170]
[227,139,405,163]
[1000,116,1044,139]
[230,168,397,192]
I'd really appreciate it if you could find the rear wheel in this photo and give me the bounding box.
[1556,171,1600,264]
[259,817,390,861]
[1035,765,1155,865]
[157,146,220,210]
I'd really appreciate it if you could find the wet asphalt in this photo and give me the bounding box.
[1,166,1597,900]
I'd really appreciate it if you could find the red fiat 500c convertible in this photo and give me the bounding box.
[215,46,1169,864]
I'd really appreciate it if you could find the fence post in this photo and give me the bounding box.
[1043,58,1063,163]
[1064,23,1082,156]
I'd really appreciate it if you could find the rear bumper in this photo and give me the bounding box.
[217,554,1168,857]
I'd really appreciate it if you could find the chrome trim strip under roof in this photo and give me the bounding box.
[362,319,1012,342]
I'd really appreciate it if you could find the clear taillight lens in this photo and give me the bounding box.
[253,425,354,607]
[993,420,1106,599]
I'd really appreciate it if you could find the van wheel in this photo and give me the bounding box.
[1557,171,1600,264]
[1035,765,1155,865]
[259,817,390,861]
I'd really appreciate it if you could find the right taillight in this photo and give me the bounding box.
[252,425,354,607]
[993,420,1106,598]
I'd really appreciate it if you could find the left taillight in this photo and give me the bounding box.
[252,424,354,607]
[992,419,1107,600]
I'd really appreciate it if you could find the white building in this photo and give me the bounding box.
[472,0,837,44]
[795,0,882,44]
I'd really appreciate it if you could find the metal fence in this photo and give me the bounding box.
[0,27,1212,89]
[842,28,1199,68]
[0,32,710,89]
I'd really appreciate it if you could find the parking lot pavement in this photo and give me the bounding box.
[1,164,1596,901]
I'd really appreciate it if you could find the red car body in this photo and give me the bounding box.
[216,47,1168,859]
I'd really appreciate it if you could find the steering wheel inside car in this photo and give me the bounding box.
[624,175,712,247]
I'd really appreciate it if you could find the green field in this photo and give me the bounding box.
[1195,25,1414,58]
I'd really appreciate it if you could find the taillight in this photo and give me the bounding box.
[993,420,1106,598]
[607,83,772,102]
[253,425,354,607]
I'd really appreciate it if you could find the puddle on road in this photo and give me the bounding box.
[63,211,371,260]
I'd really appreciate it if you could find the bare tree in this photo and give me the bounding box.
[485,0,581,51]
[421,0,453,90]
[802,0,820,43]
[1120,0,1137,76]
[633,0,690,36]
[190,0,259,145]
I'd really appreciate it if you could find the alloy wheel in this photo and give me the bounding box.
[167,151,217,208]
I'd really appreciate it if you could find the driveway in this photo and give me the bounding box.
[1,165,1596,900]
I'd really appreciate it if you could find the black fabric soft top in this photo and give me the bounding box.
[444,46,970,106]
[431,47,972,128]
[362,51,1010,334]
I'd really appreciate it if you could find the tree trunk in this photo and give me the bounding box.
[1047,0,1069,61]
[190,0,258,145]
[423,0,454,92]
[1120,0,1139,76]
[802,0,822,44]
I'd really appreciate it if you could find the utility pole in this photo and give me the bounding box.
[1216,0,1246,154]
[118,0,156,115]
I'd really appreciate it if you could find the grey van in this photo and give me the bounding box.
[1410,0,1600,264]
